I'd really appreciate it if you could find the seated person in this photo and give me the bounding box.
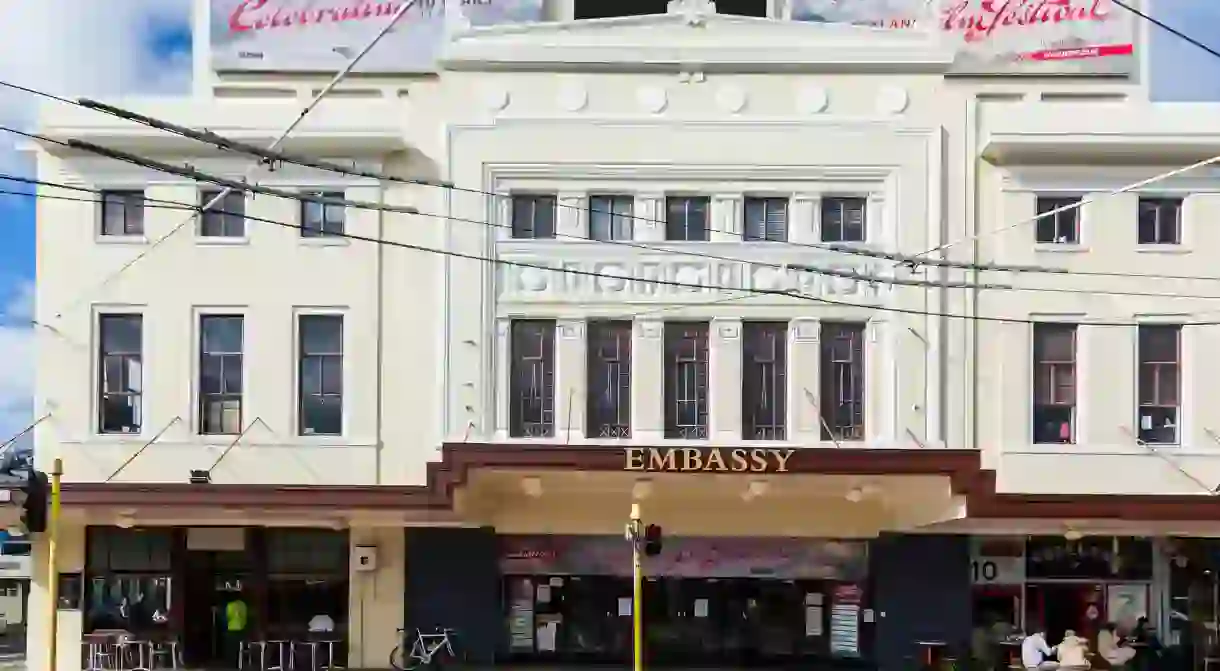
[1098,623,1136,667]
[1058,630,1091,670]
[1022,625,1060,670]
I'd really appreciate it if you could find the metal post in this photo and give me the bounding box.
[46,458,63,671]
[631,503,643,671]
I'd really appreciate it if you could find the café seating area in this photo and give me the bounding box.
[80,630,345,671]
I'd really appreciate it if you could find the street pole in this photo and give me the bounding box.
[630,503,643,671]
[46,458,62,671]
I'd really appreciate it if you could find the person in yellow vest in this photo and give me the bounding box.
[224,592,249,667]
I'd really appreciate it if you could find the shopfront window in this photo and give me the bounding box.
[265,529,349,637]
[1166,538,1220,671]
[1026,537,1153,581]
[85,527,174,633]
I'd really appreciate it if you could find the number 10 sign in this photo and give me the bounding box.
[970,556,1025,585]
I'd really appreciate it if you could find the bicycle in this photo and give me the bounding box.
[390,626,462,670]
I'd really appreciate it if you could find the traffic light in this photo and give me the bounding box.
[21,470,48,534]
[643,523,663,556]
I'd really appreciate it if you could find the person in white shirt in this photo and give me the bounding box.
[1022,627,1060,670]
[1057,630,1091,670]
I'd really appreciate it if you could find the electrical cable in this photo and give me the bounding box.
[62,96,1220,284]
[9,160,1220,302]
[17,0,416,323]
[1112,0,1220,62]
[9,175,1220,327]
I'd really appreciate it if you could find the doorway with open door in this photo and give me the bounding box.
[182,547,254,668]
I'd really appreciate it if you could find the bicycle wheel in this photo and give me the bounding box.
[389,644,424,671]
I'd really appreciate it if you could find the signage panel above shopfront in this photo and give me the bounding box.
[790,0,1137,76]
[623,447,795,473]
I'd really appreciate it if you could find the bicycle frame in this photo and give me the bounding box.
[410,630,454,664]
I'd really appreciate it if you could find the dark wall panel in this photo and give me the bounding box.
[403,527,501,663]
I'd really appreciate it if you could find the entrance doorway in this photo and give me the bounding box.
[1027,583,1104,645]
[182,550,252,667]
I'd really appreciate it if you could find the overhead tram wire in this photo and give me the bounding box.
[10,155,1220,302]
[66,96,1085,277]
[8,76,1220,282]
[9,175,1220,327]
[18,136,1220,300]
[26,0,417,322]
[63,96,1220,284]
[26,133,1002,292]
[12,171,1220,311]
[1111,0,1220,62]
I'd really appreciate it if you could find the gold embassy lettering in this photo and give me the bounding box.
[623,447,795,473]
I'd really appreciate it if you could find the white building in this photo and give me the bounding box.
[24,0,1220,670]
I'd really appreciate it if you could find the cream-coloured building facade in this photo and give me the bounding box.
[24,0,1220,669]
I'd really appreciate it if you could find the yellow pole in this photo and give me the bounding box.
[630,503,643,671]
[46,458,63,671]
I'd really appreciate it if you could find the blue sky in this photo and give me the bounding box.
[0,1,1217,445]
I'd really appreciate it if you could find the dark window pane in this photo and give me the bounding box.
[511,195,556,239]
[300,315,343,355]
[301,395,343,436]
[509,320,555,438]
[821,197,866,243]
[665,197,709,242]
[586,321,632,438]
[742,322,787,440]
[664,322,709,439]
[819,322,865,440]
[589,196,634,242]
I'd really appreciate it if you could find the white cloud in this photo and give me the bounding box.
[0,0,193,175]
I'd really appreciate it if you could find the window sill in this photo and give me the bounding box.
[1033,244,1089,254]
[299,236,350,247]
[1135,245,1191,254]
[95,235,148,245]
[196,236,251,246]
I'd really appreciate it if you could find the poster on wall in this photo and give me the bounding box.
[209,0,545,73]
[789,0,1137,76]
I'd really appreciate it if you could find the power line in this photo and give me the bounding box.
[1112,0,1220,62]
[69,96,1072,277]
[10,174,1220,327]
[63,94,1220,284]
[28,0,416,323]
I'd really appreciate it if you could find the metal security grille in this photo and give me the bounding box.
[743,322,787,440]
[587,321,632,438]
[664,322,709,439]
[509,320,556,437]
[819,322,865,440]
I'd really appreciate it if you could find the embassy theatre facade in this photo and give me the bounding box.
[30,0,1220,670]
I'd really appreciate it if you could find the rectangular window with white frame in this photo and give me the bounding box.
[1032,322,1076,445]
[199,315,244,435]
[97,313,143,434]
[588,195,634,242]
[1137,197,1182,245]
[665,197,710,242]
[301,192,346,237]
[199,190,247,238]
[298,314,344,436]
[99,190,145,237]
[743,197,788,242]
[1034,196,1080,244]
[511,195,556,239]
[1137,324,1181,445]
[820,197,867,243]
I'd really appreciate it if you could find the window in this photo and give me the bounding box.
[98,314,143,434]
[85,528,173,633]
[821,197,867,243]
[574,0,664,19]
[587,321,632,438]
[298,314,344,436]
[510,321,555,437]
[743,322,787,440]
[666,197,710,242]
[265,529,349,640]
[511,195,556,239]
[199,190,246,238]
[1138,197,1182,245]
[1034,196,1080,244]
[664,322,709,439]
[1032,323,1076,444]
[99,190,144,236]
[744,197,788,242]
[1138,324,1180,445]
[819,322,865,440]
[199,315,244,435]
[301,192,346,237]
[589,195,634,242]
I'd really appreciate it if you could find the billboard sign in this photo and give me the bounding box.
[790,0,1137,75]
[210,0,545,73]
